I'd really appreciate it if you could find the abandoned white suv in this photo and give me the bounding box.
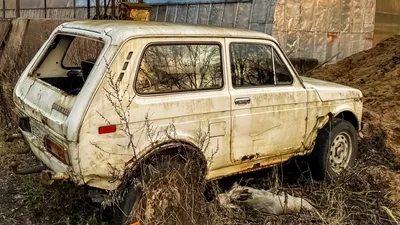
[13,21,362,223]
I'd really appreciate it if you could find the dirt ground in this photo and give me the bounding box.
[0,136,104,225]
[0,21,399,224]
[309,35,400,211]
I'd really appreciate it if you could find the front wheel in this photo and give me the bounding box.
[306,119,358,180]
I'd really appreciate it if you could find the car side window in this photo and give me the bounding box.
[136,44,223,94]
[273,50,293,85]
[230,43,293,87]
[230,43,274,87]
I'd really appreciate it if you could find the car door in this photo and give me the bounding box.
[225,38,308,162]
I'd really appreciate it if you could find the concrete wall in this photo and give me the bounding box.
[273,0,376,63]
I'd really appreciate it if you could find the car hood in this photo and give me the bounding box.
[301,76,363,101]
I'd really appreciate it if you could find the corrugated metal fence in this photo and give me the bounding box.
[3,7,96,19]
[1,0,379,64]
[150,0,277,34]
[2,0,277,35]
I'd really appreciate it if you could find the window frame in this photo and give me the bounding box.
[271,48,294,85]
[229,41,294,90]
[134,41,225,96]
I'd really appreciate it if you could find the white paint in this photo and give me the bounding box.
[13,21,363,190]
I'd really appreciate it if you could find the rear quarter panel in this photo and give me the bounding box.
[78,37,232,190]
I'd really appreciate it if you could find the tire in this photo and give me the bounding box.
[306,118,358,180]
[115,154,206,225]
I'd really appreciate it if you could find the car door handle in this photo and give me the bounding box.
[234,97,251,105]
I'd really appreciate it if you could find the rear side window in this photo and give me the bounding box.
[135,44,223,94]
[230,43,293,88]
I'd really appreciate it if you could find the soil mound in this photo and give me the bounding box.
[309,35,400,157]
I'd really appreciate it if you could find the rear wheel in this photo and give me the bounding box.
[307,119,358,180]
[116,154,206,225]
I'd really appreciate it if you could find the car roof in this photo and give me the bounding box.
[61,20,276,45]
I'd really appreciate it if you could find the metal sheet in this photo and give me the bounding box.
[351,33,363,55]
[150,6,158,21]
[340,0,353,32]
[274,31,287,52]
[175,5,188,23]
[274,0,285,31]
[166,5,176,22]
[2,0,379,64]
[209,3,224,26]
[314,0,328,32]
[300,0,314,31]
[249,0,271,32]
[338,33,352,60]
[285,0,300,31]
[198,4,210,25]
[221,2,235,27]
[186,4,199,24]
[156,5,166,22]
[313,32,326,61]
[374,0,400,45]
[298,31,314,58]
[234,3,250,29]
[376,0,400,14]
[327,0,340,32]
[273,0,377,63]
[353,0,363,33]
[326,32,339,63]
[286,31,299,57]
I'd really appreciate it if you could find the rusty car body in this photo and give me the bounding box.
[13,21,363,191]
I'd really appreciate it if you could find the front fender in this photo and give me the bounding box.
[304,98,363,153]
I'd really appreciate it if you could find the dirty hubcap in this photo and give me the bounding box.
[329,132,352,173]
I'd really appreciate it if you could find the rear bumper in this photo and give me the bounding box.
[14,104,70,173]
[20,129,69,173]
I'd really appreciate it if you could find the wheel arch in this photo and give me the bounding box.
[119,138,208,188]
[332,110,360,130]
[304,107,360,153]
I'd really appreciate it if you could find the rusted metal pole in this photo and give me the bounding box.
[44,0,47,18]
[96,0,100,19]
[73,0,76,18]
[2,0,5,18]
[10,161,47,175]
[87,0,90,19]
[5,133,22,142]
[16,0,20,18]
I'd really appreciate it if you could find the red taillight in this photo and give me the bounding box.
[44,138,66,163]
[99,125,116,134]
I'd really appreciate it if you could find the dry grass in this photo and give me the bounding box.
[0,123,398,225]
